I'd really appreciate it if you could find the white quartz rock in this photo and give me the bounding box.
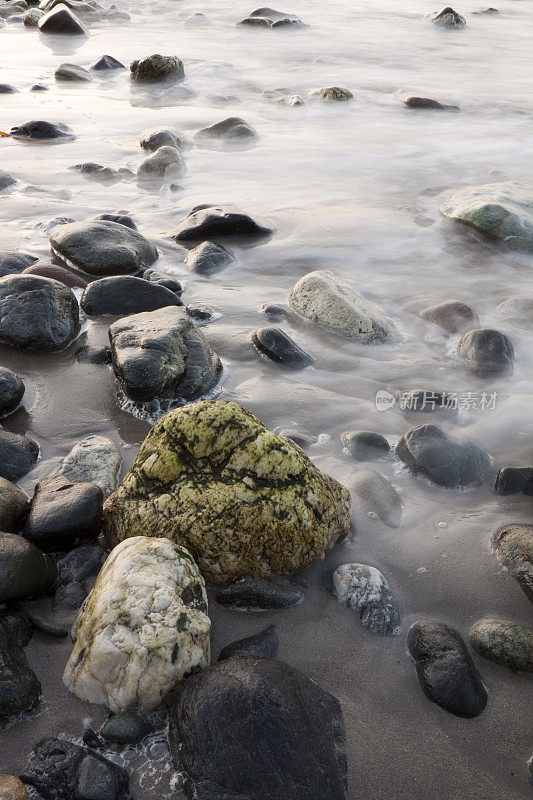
[58,435,121,498]
[63,536,210,711]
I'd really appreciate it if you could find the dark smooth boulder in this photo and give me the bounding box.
[395,92,459,111]
[80,275,182,316]
[38,4,86,34]
[0,367,25,417]
[174,205,274,242]
[143,268,182,293]
[108,306,222,403]
[0,274,80,352]
[419,299,478,333]
[341,430,389,461]
[89,54,125,71]
[169,656,347,800]
[0,430,39,482]
[407,620,487,717]
[493,467,533,497]
[196,117,257,141]
[0,251,38,278]
[0,476,29,532]
[130,53,184,83]
[50,220,158,277]
[491,523,532,603]
[0,84,18,94]
[185,240,235,275]
[396,424,490,488]
[100,711,152,744]
[0,531,57,602]
[218,625,279,661]
[216,578,304,609]
[22,262,87,289]
[70,163,121,185]
[0,609,33,648]
[23,476,103,553]
[139,127,184,152]
[94,213,136,230]
[10,120,72,140]
[251,327,312,368]
[21,738,130,800]
[0,621,41,718]
[458,328,514,377]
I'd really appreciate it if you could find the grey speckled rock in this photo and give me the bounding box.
[419,299,478,333]
[289,270,400,344]
[100,710,151,744]
[0,274,80,352]
[50,220,158,277]
[458,328,514,377]
[130,53,184,83]
[108,306,222,403]
[185,240,235,275]
[407,620,487,717]
[430,6,466,26]
[0,476,28,532]
[0,621,41,718]
[347,468,402,528]
[396,424,490,488]
[21,738,130,800]
[469,619,533,672]
[0,532,57,602]
[57,436,121,499]
[63,536,210,711]
[342,430,389,461]
[332,563,400,635]
[218,624,279,661]
[491,523,533,603]
[174,205,274,242]
[440,182,533,251]
[216,578,304,609]
[0,430,39,483]
[169,656,347,800]
[137,146,185,182]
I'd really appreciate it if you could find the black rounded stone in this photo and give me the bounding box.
[0,367,25,417]
[251,326,313,369]
[80,275,183,316]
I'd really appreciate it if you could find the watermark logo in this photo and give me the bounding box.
[375,389,396,412]
[375,390,498,412]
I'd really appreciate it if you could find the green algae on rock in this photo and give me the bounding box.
[469,619,533,673]
[103,400,351,585]
[440,182,533,252]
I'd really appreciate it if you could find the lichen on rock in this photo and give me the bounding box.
[103,400,351,585]
[63,536,210,712]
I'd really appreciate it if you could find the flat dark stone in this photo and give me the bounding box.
[216,578,304,609]
[94,214,137,230]
[80,275,183,316]
[100,711,152,744]
[251,326,313,368]
[174,205,274,242]
[218,624,279,660]
[0,429,39,482]
[10,120,72,140]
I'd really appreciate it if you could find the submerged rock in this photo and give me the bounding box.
[63,536,210,712]
[430,6,466,26]
[493,467,533,498]
[185,240,235,275]
[396,424,490,488]
[23,475,103,553]
[21,738,130,800]
[186,303,214,322]
[130,53,184,83]
[419,299,478,333]
[491,523,533,603]
[0,430,39,482]
[332,563,400,635]
[100,710,151,744]
[440,182,533,251]
[108,306,222,402]
[407,620,487,717]
[139,127,184,152]
[195,117,257,141]
[57,436,121,499]
[0,366,25,417]
[0,274,80,352]
[10,120,72,140]
[0,171,17,191]
[347,468,402,528]
[395,92,459,110]
[70,162,121,184]
[238,7,306,27]
[289,270,400,344]
[50,220,158,276]
[312,87,353,101]
[341,430,389,461]
[498,296,533,329]
[137,146,185,182]
[469,619,533,672]
[169,656,347,800]
[458,328,514,377]
[216,578,304,609]
[0,621,41,718]
[251,326,313,368]
[81,275,182,316]
[0,531,57,602]
[103,400,351,584]
[173,204,274,242]
[54,63,92,81]
[89,54,125,71]
[0,476,29,532]
[38,3,86,34]
[218,624,279,661]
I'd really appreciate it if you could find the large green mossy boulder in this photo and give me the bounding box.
[103,400,351,585]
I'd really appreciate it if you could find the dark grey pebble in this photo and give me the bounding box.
[0,429,39,482]
[101,711,152,744]
[10,120,72,140]
[0,83,18,93]
[186,303,214,322]
[0,608,33,648]
[38,5,87,34]
[341,430,389,460]
[70,163,121,185]
[94,213,137,230]
[419,299,478,333]
[75,345,111,364]
[173,204,274,242]
[185,240,235,275]
[218,624,279,661]
[81,275,182,316]
[0,250,38,277]
[0,476,29,532]
[493,466,533,497]
[89,54,125,71]
[0,170,17,191]
[0,619,41,717]
[216,578,304,609]
[195,116,257,141]
[260,302,286,321]
[0,532,57,603]
[143,268,182,294]
[0,367,25,417]
[458,328,514,377]
[491,523,532,604]
[83,728,104,749]
[139,127,184,152]
[251,327,313,368]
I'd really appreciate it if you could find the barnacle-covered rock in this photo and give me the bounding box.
[103,400,351,585]
[63,536,210,711]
